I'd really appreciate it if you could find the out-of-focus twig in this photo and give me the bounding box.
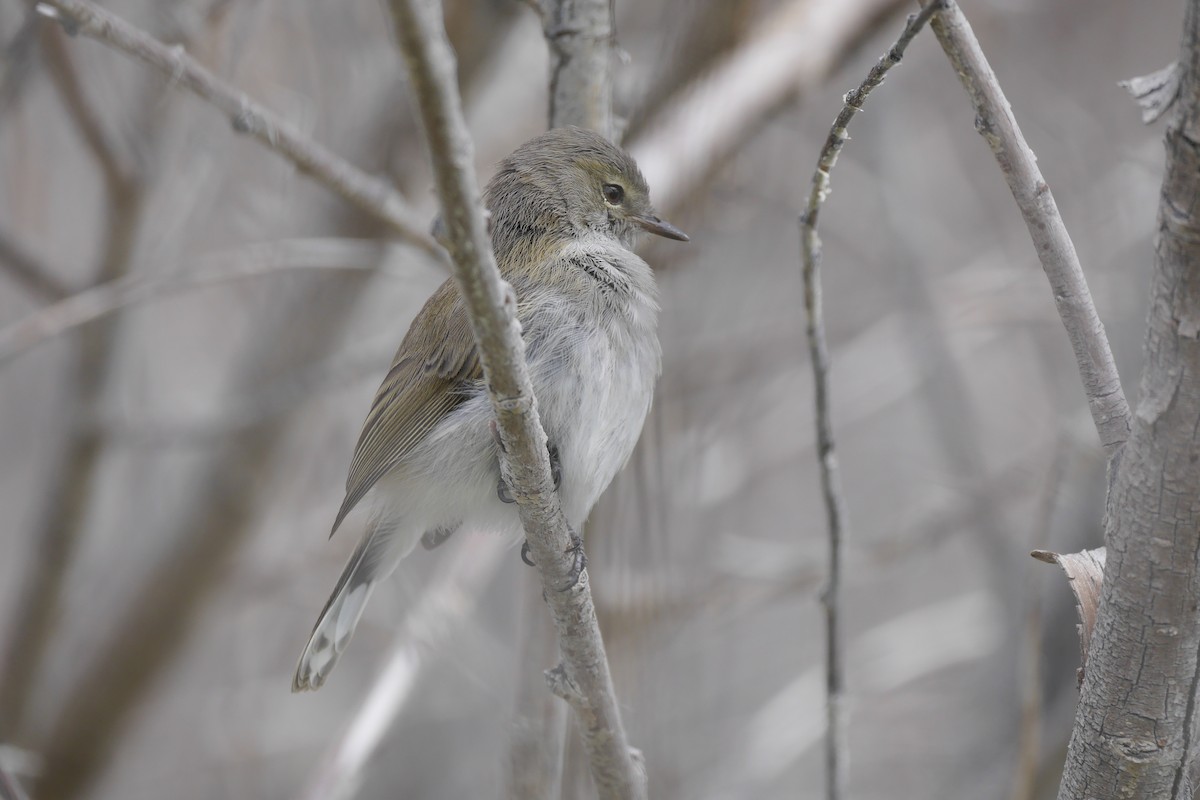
[0,7,41,119]
[0,13,147,740]
[922,0,1131,458]
[0,238,428,365]
[35,276,378,800]
[629,0,908,212]
[1011,440,1067,800]
[386,0,644,796]
[298,536,507,800]
[34,0,441,256]
[539,0,612,136]
[40,22,135,192]
[799,6,942,798]
[0,226,70,302]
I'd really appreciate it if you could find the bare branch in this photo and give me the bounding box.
[923,0,1131,457]
[35,0,442,257]
[542,0,612,136]
[386,0,644,796]
[1053,1,1200,794]
[798,7,941,799]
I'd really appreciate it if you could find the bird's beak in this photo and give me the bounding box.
[633,213,689,242]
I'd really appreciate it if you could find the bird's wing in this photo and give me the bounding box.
[331,277,482,535]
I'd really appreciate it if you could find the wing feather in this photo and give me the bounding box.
[330,278,482,534]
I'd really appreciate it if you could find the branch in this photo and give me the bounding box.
[507,2,614,795]
[541,0,612,136]
[385,0,644,797]
[799,7,942,799]
[922,0,1131,457]
[1054,1,1200,797]
[34,0,442,258]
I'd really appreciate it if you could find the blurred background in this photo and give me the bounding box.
[0,0,1184,797]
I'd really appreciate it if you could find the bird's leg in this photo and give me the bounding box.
[497,439,562,504]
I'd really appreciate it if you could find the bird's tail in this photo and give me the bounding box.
[293,518,404,692]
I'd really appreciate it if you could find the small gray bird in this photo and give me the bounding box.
[293,126,687,691]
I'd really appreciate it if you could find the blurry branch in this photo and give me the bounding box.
[299,537,506,800]
[507,580,568,800]
[40,22,135,192]
[0,226,70,302]
[535,0,613,136]
[622,0,754,142]
[1012,442,1068,800]
[0,238,429,365]
[629,0,908,212]
[697,592,1002,800]
[36,277,378,800]
[799,6,941,799]
[922,0,1131,457]
[0,7,40,118]
[0,12,148,739]
[386,0,644,797]
[34,0,442,257]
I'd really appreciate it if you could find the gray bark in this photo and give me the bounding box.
[1056,2,1200,797]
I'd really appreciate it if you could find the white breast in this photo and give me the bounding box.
[525,243,661,528]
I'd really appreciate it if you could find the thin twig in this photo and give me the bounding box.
[34,0,441,257]
[922,0,1131,457]
[799,5,942,799]
[386,0,644,797]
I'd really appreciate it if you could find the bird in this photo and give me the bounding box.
[292,126,688,692]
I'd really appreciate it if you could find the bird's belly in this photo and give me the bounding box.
[532,323,659,528]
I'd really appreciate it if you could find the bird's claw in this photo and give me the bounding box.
[561,529,586,590]
[520,530,586,591]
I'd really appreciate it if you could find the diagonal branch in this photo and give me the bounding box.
[386,0,645,797]
[799,7,943,799]
[35,0,441,257]
[920,0,1132,457]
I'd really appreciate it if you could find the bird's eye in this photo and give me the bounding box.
[602,183,625,205]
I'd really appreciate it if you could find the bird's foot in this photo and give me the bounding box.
[519,528,586,591]
[562,528,587,590]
